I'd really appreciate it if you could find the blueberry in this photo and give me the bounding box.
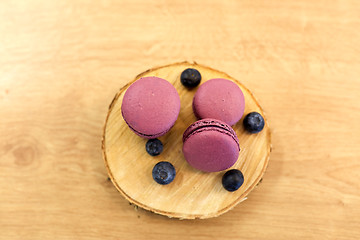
[180,68,201,88]
[146,139,163,156]
[243,112,265,133]
[222,169,244,192]
[152,161,176,185]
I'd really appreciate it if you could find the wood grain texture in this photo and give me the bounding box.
[103,62,271,219]
[0,0,359,239]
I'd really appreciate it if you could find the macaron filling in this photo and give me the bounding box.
[183,119,240,151]
[121,109,172,138]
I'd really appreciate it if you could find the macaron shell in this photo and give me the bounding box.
[193,78,245,126]
[183,130,240,172]
[121,77,180,138]
[182,118,240,172]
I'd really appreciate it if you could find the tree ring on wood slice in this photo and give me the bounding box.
[102,61,271,219]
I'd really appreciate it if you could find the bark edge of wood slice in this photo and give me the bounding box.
[102,61,271,219]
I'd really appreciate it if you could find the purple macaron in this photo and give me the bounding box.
[121,76,180,139]
[193,78,245,126]
[182,119,240,172]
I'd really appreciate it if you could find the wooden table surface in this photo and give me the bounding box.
[1,1,359,239]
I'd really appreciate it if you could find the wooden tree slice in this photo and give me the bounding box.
[102,62,271,219]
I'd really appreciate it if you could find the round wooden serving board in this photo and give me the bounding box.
[102,62,271,219]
